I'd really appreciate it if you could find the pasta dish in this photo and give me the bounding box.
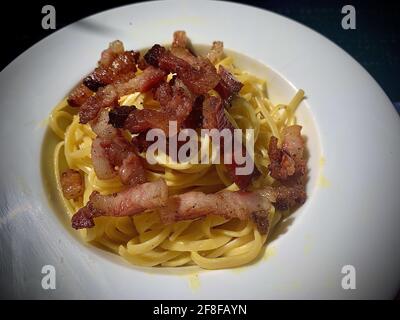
[48,31,308,269]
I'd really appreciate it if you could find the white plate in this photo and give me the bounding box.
[1,0,400,299]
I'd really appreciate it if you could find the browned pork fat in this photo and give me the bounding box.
[159,182,306,233]
[264,184,306,211]
[91,137,119,179]
[99,40,124,67]
[71,179,168,229]
[67,83,93,108]
[91,135,146,185]
[90,109,147,185]
[67,40,135,107]
[159,189,271,234]
[207,41,224,64]
[79,66,167,124]
[92,135,133,177]
[131,131,152,153]
[267,125,307,209]
[60,169,84,200]
[121,80,195,135]
[108,105,135,128]
[90,108,118,139]
[119,153,147,186]
[215,66,243,105]
[170,30,199,65]
[83,50,139,91]
[153,81,173,107]
[268,125,306,181]
[144,44,220,95]
[172,30,189,49]
[183,95,204,129]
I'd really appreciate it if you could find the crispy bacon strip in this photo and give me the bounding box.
[202,94,225,130]
[153,81,173,107]
[215,66,243,105]
[99,40,124,67]
[67,83,93,108]
[137,57,149,70]
[79,66,166,124]
[67,41,129,107]
[91,137,118,179]
[123,81,194,135]
[90,109,147,185]
[144,44,220,95]
[119,153,147,186]
[99,136,134,168]
[92,135,146,186]
[184,95,204,129]
[159,188,271,234]
[90,108,118,139]
[124,109,169,133]
[165,83,195,123]
[108,106,135,129]
[202,94,258,189]
[71,180,168,229]
[268,125,306,181]
[265,184,306,211]
[60,169,84,200]
[116,65,167,94]
[83,50,139,92]
[207,41,224,64]
[159,182,306,233]
[90,110,124,180]
[267,125,307,209]
[170,30,198,65]
[131,131,152,153]
[79,85,118,124]
[144,44,165,67]
[172,30,189,49]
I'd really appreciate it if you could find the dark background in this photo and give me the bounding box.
[0,0,399,299]
[1,0,399,104]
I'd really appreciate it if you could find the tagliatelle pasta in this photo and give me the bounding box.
[48,48,304,269]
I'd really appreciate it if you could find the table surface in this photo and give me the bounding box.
[0,0,399,299]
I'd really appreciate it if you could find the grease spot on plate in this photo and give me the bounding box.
[304,243,313,255]
[318,174,331,188]
[263,246,277,261]
[231,268,243,274]
[36,118,49,129]
[188,273,200,291]
[319,156,326,167]
[304,234,314,255]
[318,156,331,187]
